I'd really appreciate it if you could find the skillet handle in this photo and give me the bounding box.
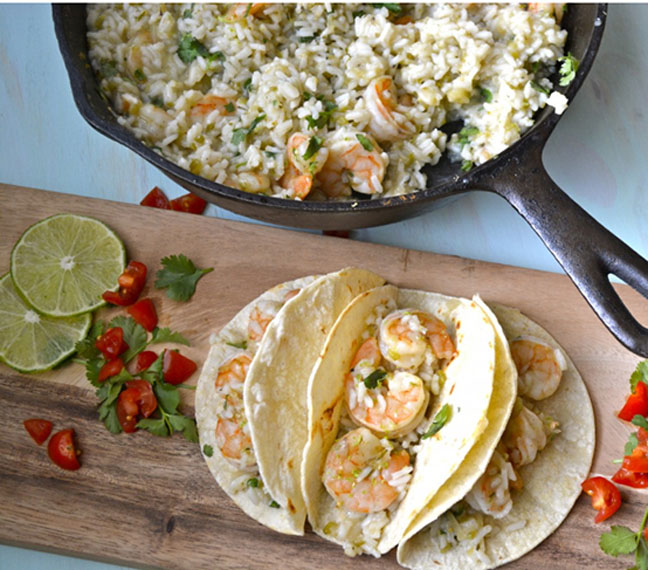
[476,140,648,357]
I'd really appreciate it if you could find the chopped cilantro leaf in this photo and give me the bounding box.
[177,33,209,64]
[422,404,451,439]
[363,369,387,389]
[303,91,312,101]
[302,135,323,160]
[298,35,316,43]
[599,526,639,556]
[225,102,235,113]
[305,100,337,129]
[247,477,260,488]
[633,415,648,431]
[203,444,214,457]
[377,3,403,14]
[461,160,473,172]
[227,340,248,350]
[109,315,148,362]
[458,126,479,147]
[356,134,374,151]
[530,80,550,95]
[352,10,366,18]
[231,113,266,145]
[480,87,492,103]
[150,327,190,346]
[99,59,118,79]
[207,51,225,63]
[630,361,648,391]
[242,77,252,95]
[134,68,147,82]
[558,53,579,87]
[155,253,214,302]
[626,432,639,456]
[269,500,281,508]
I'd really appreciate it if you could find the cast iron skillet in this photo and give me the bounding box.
[54,4,648,357]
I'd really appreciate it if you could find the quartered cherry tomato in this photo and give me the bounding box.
[134,350,158,373]
[140,186,170,209]
[581,476,621,523]
[95,327,128,360]
[23,418,53,445]
[170,193,207,215]
[127,298,158,332]
[98,358,124,382]
[162,349,197,385]
[116,381,158,433]
[612,465,648,489]
[102,260,147,306]
[48,429,81,470]
[618,380,648,421]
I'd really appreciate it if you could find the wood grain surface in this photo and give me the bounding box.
[1,183,647,569]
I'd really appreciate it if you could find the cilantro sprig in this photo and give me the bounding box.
[600,507,648,567]
[155,254,213,302]
[630,361,648,391]
[231,113,266,145]
[305,100,337,130]
[558,53,579,87]
[422,404,451,439]
[177,34,224,65]
[363,369,387,389]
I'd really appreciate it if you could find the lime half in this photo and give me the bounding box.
[10,213,126,317]
[0,273,91,372]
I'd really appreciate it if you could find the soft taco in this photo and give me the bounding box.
[396,303,595,570]
[300,285,507,556]
[196,267,385,535]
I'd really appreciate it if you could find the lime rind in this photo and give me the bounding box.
[0,273,91,373]
[10,213,126,317]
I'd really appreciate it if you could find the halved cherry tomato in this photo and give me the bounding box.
[140,186,170,209]
[95,327,128,360]
[48,429,81,470]
[613,465,648,488]
[135,350,158,373]
[581,476,621,523]
[116,388,140,433]
[102,261,147,306]
[621,427,648,473]
[98,358,124,382]
[618,380,648,421]
[170,193,207,215]
[127,298,158,332]
[125,380,157,418]
[24,418,53,445]
[163,349,197,385]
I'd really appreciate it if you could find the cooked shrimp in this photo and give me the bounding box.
[316,130,388,197]
[501,403,549,469]
[190,95,234,119]
[214,353,256,469]
[223,3,267,22]
[364,76,415,142]
[279,132,328,199]
[379,309,455,371]
[227,171,271,194]
[346,369,429,437]
[510,337,566,400]
[323,427,411,513]
[528,3,564,24]
[465,449,517,519]
[247,289,301,341]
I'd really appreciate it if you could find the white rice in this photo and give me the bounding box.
[87,3,567,200]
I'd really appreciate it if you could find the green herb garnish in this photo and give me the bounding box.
[626,432,639,456]
[530,80,550,95]
[183,8,193,19]
[203,444,214,457]
[356,134,374,151]
[461,160,473,172]
[247,478,260,488]
[422,404,451,439]
[377,3,403,14]
[177,33,209,64]
[231,113,266,145]
[269,500,281,508]
[305,100,337,130]
[630,361,648,391]
[363,369,387,389]
[302,136,323,160]
[225,102,235,113]
[298,35,316,43]
[480,87,492,103]
[227,340,248,350]
[352,10,366,18]
[99,59,118,79]
[600,507,648,566]
[457,126,479,147]
[558,53,579,86]
[242,77,253,95]
[155,253,214,302]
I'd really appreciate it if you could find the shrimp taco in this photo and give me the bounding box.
[301,285,508,556]
[196,268,385,535]
[396,303,595,570]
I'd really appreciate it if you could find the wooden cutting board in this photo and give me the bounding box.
[1,183,647,569]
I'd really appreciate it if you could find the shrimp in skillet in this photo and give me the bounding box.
[316,130,388,198]
[279,132,329,199]
[364,76,415,142]
[323,427,412,514]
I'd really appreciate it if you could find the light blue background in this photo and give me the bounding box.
[1,4,647,569]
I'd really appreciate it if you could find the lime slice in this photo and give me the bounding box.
[10,213,126,317]
[0,273,91,372]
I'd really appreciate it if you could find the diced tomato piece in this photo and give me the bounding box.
[24,418,53,445]
[98,358,124,382]
[127,298,158,332]
[102,261,148,306]
[618,381,648,421]
[623,448,648,473]
[135,350,158,373]
[140,186,171,209]
[48,429,81,470]
[170,193,207,215]
[612,465,648,488]
[125,379,157,418]
[95,327,128,360]
[581,476,621,523]
[163,349,197,385]
[116,388,141,433]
